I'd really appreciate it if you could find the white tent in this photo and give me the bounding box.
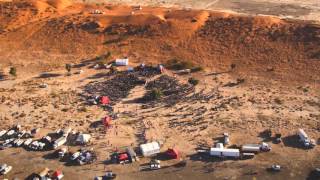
[115,58,129,66]
[140,141,160,157]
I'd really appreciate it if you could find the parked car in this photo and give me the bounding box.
[58,147,68,158]
[94,171,117,180]
[24,138,33,146]
[0,164,12,175]
[71,152,81,161]
[150,160,161,170]
[271,164,281,172]
[13,139,24,147]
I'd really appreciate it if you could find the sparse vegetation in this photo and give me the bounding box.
[65,64,72,73]
[190,66,203,72]
[98,51,112,65]
[230,63,236,71]
[9,67,16,77]
[274,98,283,105]
[166,58,202,71]
[150,88,163,100]
[78,106,88,112]
[188,77,199,86]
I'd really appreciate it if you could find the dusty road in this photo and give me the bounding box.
[84,0,320,21]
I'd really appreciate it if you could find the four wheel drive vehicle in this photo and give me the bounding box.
[0,130,7,138]
[13,139,24,147]
[105,171,117,179]
[6,130,15,137]
[41,136,52,144]
[94,171,117,180]
[76,150,97,165]
[38,142,46,150]
[149,160,161,170]
[17,130,26,138]
[24,138,33,146]
[274,133,282,144]
[29,141,45,150]
[0,143,13,150]
[58,147,68,158]
[110,152,130,164]
[271,165,281,172]
[0,164,12,175]
[71,152,81,161]
[4,138,14,143]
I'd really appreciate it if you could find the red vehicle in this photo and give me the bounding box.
[102,116,112,128]
[111,152,129,164]
[100,96,110,105]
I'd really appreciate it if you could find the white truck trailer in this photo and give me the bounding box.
[297,129,316,148]
[242,142,271,153]
[210,148,240,158]
[210,143,240,158]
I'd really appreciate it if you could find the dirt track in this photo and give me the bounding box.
[85,0,320,21]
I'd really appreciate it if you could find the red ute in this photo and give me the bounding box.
[166,148,179,159]
[100,96,110,105]
[118,153,129,161]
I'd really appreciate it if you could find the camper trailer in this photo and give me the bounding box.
[140,142,160,157]
[53,136,67,149]
[115,58,129,66]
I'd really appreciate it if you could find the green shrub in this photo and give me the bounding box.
[274,98,282,105]
[166,58,195,70]
[191,66,203,72]
[9,67,16,77]
[150,88,163,100]
[65,64,72,73]
[230,64,236,71]
[188,77,199,86]
[98,51,112,65]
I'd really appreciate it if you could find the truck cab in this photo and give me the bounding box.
[223,133,230,145]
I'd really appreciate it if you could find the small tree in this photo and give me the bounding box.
[230,64,236,71]
[188,77,199,86]
[65,64,72,73]
[9,67,16,77]
[150,88,163,100]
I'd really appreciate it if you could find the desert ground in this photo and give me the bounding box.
[86,0,320,21]
[0,0,319,180]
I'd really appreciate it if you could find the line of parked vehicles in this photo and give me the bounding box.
[209,128,316,159]
[0,124,318,178]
